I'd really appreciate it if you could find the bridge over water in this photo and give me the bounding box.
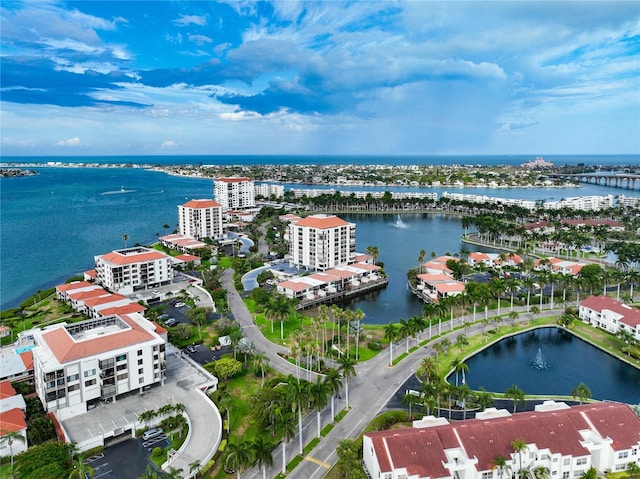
[550,173,640,190]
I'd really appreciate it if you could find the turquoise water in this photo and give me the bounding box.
[14,345,36,354]
[0,163,632,312]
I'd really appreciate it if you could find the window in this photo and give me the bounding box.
[619,452,629,460]
[139,377,144,384]
[68,384,80,392]
[85,379,96,387]
[563,459,570,466]
[117,364,127,371]
[482,472,493,479]
[562,472,569,479]
[138,368,144,374]
[116,354,127,362]
[576,458,588,466]
[46,380,56,389]
[117,373,128,381]
[138,350,143,356]
[138,359,143,365]
[67,373,79,382]
[84,369,96,377]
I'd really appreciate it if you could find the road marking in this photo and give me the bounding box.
[305,456,330,469]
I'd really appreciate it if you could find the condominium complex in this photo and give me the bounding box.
[579,295,640,340]
[94,247,173,295]
[178,199,224,240]
[31,313,166,420]
[289,214,356,271]
[255,183,284,199]
[364,402,640,479]
[442,192,615,212]
[214,177,255,209]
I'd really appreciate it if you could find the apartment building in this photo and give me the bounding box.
[289,214,356,271]
[364,402,640,479]
[94,247,173,295]
[31,313,166,420]
[579,295,640,340]
[255,183,284,199]
[214,177,255,210]
[178,199,224,240]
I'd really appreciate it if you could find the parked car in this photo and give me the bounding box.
[164,318,177,327]
[158,313,169,321]
[175,302,186,308]
[186,344,198,354]
[142,428,164,440]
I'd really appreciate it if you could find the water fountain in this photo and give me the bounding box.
[529,348,551,370]
[392,214,408,229]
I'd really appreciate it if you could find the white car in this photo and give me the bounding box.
[175,302,186,308]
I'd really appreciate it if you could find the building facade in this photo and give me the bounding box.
[255,183,285,199]
[289,214,356,271]
[214,177,255,210]
[579,295,640,340]
[31,313,166,420]
[178,199,224,240]
[94,247,173,295]
[364,402,640,479]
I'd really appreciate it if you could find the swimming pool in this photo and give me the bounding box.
[14,345,35,354]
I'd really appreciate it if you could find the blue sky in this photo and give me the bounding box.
[1,1,639,156]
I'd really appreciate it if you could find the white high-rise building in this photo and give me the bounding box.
[94,247,173,295]
[289,214,356,271]
[255,183,284,199]
[178,199,223,240]
[214,177,255,210]
[31,313,166,420]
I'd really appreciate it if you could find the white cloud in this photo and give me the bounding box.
[188,34,213,46]
[161,140,181,149]
[55,137,82,147]
[173,14,207,27]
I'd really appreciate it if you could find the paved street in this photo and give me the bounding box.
[223,266,567,479]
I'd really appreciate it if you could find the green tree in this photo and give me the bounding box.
[505,384,525,413]
[511,438,528,479]
[491,456,510,479]
[627,462,640,479]
[270,406,296,474]
[384,322,398,366]
[253,351,269,387]
[571,382,592,404]
[0,430,26,478]
[251,437,274,479]
[186,306,212,340]
[69,455,95,479]
[213,357,243,380]
[580,467,598,479]
[324,368,343,421]
[338,355,357,409]
[225,441,253,479]
[336,439,365,479]
[309,376,330,437]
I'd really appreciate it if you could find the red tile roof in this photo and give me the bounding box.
[56,281,93,292]
[182,199,221,208]
[19,352,33,371]
[0,408,27,434]
[296,215,351,229]
[98,250,167,266]
[41,314,157,363]
[0,381,17,399]
[83,293,128,308]
[68,288,109,301]
[278,280,313,292]
[98,303,146,316]
[175,254,200,262]
[366,403,639,476]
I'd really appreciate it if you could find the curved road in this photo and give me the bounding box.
[223,267,566,479]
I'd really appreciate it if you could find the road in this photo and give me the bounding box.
[223,267,566,479]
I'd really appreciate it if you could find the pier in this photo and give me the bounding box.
[549,173,640,190]
[296,277,389,310]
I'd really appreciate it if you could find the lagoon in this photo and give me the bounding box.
[462,327,640,404]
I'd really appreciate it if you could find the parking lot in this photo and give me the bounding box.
[85,439,158,479]
[182,343,231,365]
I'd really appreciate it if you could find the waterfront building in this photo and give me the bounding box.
[178,199,223,240]
[467,252,523,268]
[289,188,438,201]
[94,247,173,295]
[289,214,356,271]
[535,257,582,276]
[442,192,615,212]
[214,177,255,210]
[255,183,284,199]
[0,382,28,458]
[31,313,166,420]
[363,401,640,479]
[159,233,207,253]
[521,156,554,168]
[416,273,465,301]
[579,295,640,340]
[422,256,457,275]
[618,195,640,208]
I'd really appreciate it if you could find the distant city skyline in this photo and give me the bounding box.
[1,1,639,156]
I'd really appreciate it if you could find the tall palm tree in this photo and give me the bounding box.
[0,430,26,478]
[225,441,253,479]
[505,384,525,413]
[399,318,413,354]
[324,368,343,421]
[253,352,269,388]
[532,465,550,479]
[69,455,96,479]
[384,322,398,366]
[338,355,356,409]
[309,376,330,437]
[251,437,274,479]
[270,406,296,474]
[286,375,308,456]
[511,438,528,479]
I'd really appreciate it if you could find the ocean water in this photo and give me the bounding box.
[0,162,635,312]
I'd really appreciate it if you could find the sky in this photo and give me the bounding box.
[1,1,639,157]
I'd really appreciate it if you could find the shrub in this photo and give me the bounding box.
[368,341,382,351]
[152,447,163,458]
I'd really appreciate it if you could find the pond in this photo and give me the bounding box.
[461,327,640,404]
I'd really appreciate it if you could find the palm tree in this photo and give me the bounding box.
[505,384,525,413]
[69,455,96,479]
[580,467,598,479]
[253,352,269,388]
[0,430,26,478]
[626,462,640,479]
[399,318,413,354]
[338,355,356,409]
[571,382,592,404]
[532,466,550,479]
[188,460,201,479]
[286,375,308,456]
[384,322,398,366]
[270,406,296,474]
[225,441,253,479]
[491,455,510,479]
[324,368,343,421]
[309,376,330,437]
[251,437,274,479]
[511,438,528,479]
